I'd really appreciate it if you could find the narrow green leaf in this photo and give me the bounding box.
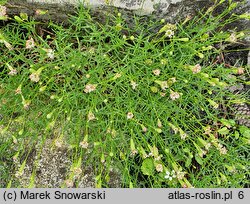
[185,157,192,168]
[14,16,23,23]
[218,127,230,135]
[141,158,154,176]
[195,154,203,165]
[239,126,250,138]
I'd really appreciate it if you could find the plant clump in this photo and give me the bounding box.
[0,1,249,187]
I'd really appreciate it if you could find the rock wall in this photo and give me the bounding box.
[5,1,250,32]
[26,0,209,16]
[26,0,199,15]
[22,1,249,27]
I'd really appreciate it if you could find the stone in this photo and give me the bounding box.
[5,0,247,32]
[26,0,197,15]
[3,1,247,25]
[248,51,250,66]
[2,0,250,188]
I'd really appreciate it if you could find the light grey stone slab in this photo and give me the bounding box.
[26,0,199,15]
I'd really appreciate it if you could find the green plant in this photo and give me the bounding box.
[0,1,249,187]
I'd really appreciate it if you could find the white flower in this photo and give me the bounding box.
[219,147,228,155]
[141,125,147,133]
[164,171,170,179]
[15,171,23,178]
[237,68,244,75]
[199,149,207,157]
[170,90,180,100]
[180,132,187,140]
[179,129,188,140]
[29,72,40,82]
[22,100,31,110]
[130,81,138,90]
[217,143,223,149]
[8,69,17,76]
[47,49,54,59]
[26,37,35,49]
[169,77,176,83]
[192,64,201,74]
[101,157,105,163]
[15,86,21,94]
[127,112,134,119]
[153,69,161,76]
[114,73,122,79]
[84,84,97,93]
[157,119,162,128]
[165,30,174,38]
[13,155,18,163]
[73,167,82,176]
[130,149,138,156]
[148,152,153,157]
[228,33,237,43]
[80,141,89,149]
[204,126,212,135]
[43,48,55,59]
[168,122,179,134]
[154,156,161,161]
[205,142,211,150]
[165,170,177,181]
[65,179,74,188]
[160,92,166,97]
[0,5,7,17]
[176,171,185,180]
[87,112,96,121]
[155,80,169,90]
[156,164,163,172]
